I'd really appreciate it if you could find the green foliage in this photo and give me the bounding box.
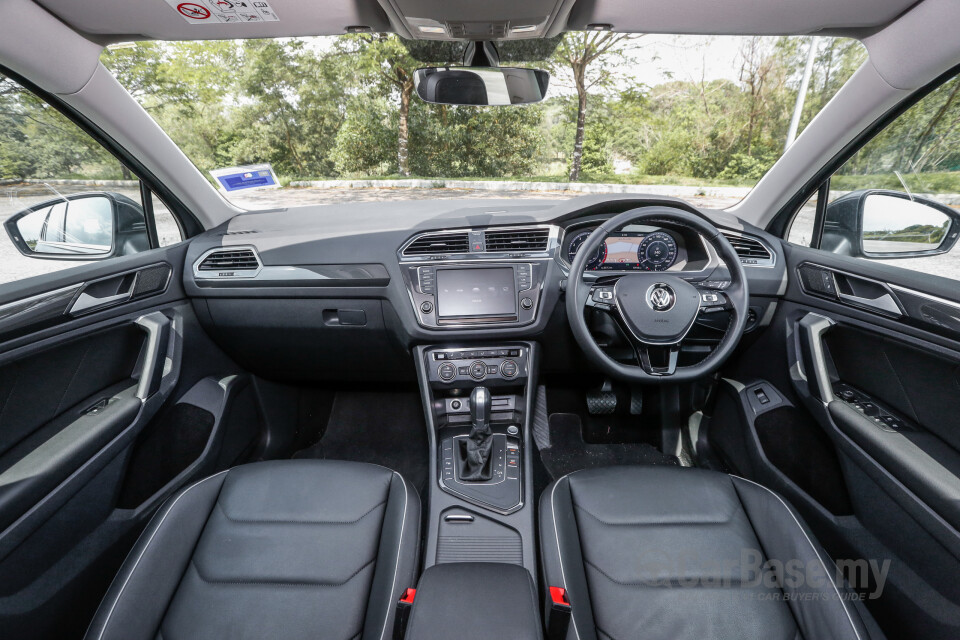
[3,34,891,190]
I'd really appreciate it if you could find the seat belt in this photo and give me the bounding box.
[547,586,572,640]
[393,588,416,640]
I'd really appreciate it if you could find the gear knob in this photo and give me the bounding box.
[470,386,490,431]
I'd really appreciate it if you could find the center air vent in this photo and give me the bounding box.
[403,232,470,256]
[720,232,774,265]
[484,228,550,253]
[197,248,260,271]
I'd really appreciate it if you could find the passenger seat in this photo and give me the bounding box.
[85,460,420,640]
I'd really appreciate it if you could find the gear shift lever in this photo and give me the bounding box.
[460,386,493,481]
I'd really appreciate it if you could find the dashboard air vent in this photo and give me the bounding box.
[484,228,550,253]
[197,248,260,271]
[721,232,773,263]
[404,233,470,256]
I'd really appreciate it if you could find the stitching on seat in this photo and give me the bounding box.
[550,480,582,640]
[90,469,229,640]
[215,497,386,525]
[378,471,409,640]
[731,475,863,640]
[572,502,735,527]
[595,625,619,640]
[190,557,375,587]
[583,559,748,588]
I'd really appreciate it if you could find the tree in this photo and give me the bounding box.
[338,34,420,176]
[550,31,640,181]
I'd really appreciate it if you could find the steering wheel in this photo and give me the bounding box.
[565,207,749,383]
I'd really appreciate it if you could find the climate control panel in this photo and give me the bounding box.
[426,346,528,387]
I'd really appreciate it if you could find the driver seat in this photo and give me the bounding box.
[539,466,881,640]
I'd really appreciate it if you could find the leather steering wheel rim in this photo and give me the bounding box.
[565,206,750,383]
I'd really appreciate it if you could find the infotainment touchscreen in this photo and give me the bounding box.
[436,268,517,319]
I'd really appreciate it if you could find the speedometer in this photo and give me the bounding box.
[637,231,677,271]
[567,230,606,270]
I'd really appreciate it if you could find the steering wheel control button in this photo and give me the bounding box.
[470,361,487,380]
[592,287,615,303]
[520,297,534,310]
[438,362,457,381]
[500,360,519,378]
[420,301,434,314]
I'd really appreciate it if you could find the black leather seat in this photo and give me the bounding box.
[540,466,879,640]
[85,459,420,640]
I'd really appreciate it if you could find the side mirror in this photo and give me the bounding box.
[414,67,549,106]
[4,191,150,261]
[822,189,960,259]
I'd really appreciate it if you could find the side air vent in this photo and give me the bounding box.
[721,232,774,265]
[404,233,470,256]
[484,228,550,253]
[197,248,260,271]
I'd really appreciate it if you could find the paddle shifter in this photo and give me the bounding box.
[459,386,493,481]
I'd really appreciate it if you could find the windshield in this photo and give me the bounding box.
[97,34,864,211]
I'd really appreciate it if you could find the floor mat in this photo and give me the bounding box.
[539,413,679,479]
[293,391,429,495]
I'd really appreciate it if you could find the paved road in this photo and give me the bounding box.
[3,182,959,286]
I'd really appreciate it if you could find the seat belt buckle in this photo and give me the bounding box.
[393,588,416,640]
[547,586,571,639]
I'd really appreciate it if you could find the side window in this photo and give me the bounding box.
[788,73,960,279]
[0,73,183,286]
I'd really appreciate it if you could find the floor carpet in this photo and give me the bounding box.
[293,390,429,496]
[539,412,679,479]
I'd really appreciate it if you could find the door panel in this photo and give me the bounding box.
[0,244,196,639]
[713,241,960,638]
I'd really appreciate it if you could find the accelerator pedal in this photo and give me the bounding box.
[586,380,617,415]
[630,388,643,415]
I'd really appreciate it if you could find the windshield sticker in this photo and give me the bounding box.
[210,164,280,192]
[165,0,279,24]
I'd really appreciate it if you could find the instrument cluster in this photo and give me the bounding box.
[564,228,682,272]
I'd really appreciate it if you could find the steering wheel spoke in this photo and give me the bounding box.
[637,344,681,377]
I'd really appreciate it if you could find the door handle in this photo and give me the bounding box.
[797,313,836,404]
[70,272,136,315]
[135,312,171,400]
[837,291,902,316]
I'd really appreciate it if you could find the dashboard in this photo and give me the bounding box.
[181,195,786,380]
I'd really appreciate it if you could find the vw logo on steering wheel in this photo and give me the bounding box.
[647,283,676,311]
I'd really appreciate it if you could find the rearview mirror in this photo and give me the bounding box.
[822,189,960,259]
[4,191,150,261]
[414,67,549,106]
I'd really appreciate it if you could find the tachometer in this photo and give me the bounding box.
[637,231,677,271]
[567,230,607,270]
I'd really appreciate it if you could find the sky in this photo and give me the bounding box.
[627,35,751,85]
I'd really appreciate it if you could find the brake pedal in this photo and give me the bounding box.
[586,380,617,415]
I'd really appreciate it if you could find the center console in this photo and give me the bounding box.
[414,342,538,580]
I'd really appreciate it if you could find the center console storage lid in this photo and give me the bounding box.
[405,563,542,640]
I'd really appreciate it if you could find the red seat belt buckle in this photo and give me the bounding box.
[550,586,571,610]
[393,588,416,640]
[548,586,572,639]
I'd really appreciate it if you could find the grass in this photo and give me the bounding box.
[292,173,757,188]
[831,171,960,193]
[291,170,960,193]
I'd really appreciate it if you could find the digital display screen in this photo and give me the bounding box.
[436,268,517,318]
[601,234,646,267]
